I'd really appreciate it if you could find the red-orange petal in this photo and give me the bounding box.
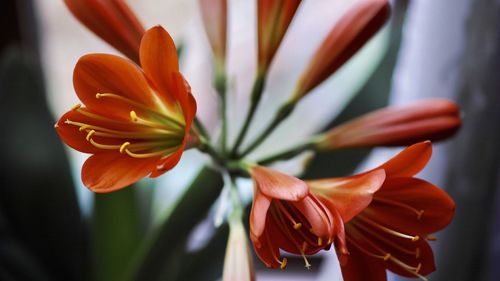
[81,152,158,192]
[73,54,158,121]
[368,177,455,234]
[293,194,335,239]
[250,166,309,201]
[376,141,432,177]
[341,246,387,281]
[308,169,386,222]
[55,110,101,154]
[250,186,272,240]
[64,0,145,63]
[139,26,179,107]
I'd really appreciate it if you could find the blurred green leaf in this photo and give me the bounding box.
[130,166,223,281]
[92,187,144,281]
[0,48,86,280]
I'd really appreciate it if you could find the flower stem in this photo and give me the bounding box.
[239,99,296,157]
[230,73,266,157]
[215,60,228,156]
[194,117,210,141]
[257,140,317,165]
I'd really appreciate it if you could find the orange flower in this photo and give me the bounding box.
[316,99,461,150]
[64,0,145,63]
[249,165,337,269]
[310,142,455,280]
[293,0,390,99]
[55,26,197,193]
[257,0,302,74]
[199,0,228,66]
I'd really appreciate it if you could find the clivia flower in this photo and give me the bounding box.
[55,26,197,192]
[249,165,340,269]
[64,0,145,63]
[309,142,455,280]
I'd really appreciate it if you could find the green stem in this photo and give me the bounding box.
[215,61,228,156]
[257,141,317,166]
[239,100,296,157]
[193,117,209,141]
[126,166,223,281]
[230,74,266,157]
[198,137,224,165]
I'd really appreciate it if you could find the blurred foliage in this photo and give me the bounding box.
[0,48,87,281]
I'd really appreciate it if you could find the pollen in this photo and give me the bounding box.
[130,111,138,122]
[412,235,420,242]
[317,237,323,246]
[293,223,302,230]
[383,253,391,261]
[120,142,131,153]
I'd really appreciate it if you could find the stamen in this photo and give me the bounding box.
[373,197,425,220]
[346,235,391,261]
[318,237,323,246]
[124,146,178,159]
[294,223,302,230]
[280,258,288,270]
[426,234,437,241]
[89,139,121,150]
[66,120,180,138]
[303,254,311,269]
[264,229,287,269]
[275,201,299,227]
[358,216,420,242]
[71,103,81,111]
[388,256,428,281]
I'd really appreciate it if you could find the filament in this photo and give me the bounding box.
[372,197,424,219]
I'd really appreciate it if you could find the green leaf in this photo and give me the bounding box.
[0,48,86,280]
[129,166,223,281]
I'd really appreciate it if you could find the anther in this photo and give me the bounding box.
[71,103,81,111]
[383,253,391,261]
[417,210,424,220]
[120,142,130,154]
[130,111,138,122]
[412,235,420,242]
[426,234,437,241]
[317,237,323,246]
[86,130,96,141]
[415,263,422,273]
[293,223,302,230]
[280,258,288,270]
[79,125,91,132]
[95,93,102,99]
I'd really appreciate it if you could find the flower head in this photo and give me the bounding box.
[310,142,455,280]
[249,165,337,269]
[55,26,197,192]
[257,0,302,74]
[293,0,390,99]
[64,0,145,63]
[316,99,461,150]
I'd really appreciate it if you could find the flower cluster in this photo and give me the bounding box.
[57,0,461,280]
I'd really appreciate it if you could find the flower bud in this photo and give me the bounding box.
[293,0,389,99]
[64,0,145,63]
[223,218,256,281]
[199,0,228,66]
[316,99,461,150]
[258,0,302,74]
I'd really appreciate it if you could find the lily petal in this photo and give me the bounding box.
[82,152,158,192]
[308,169,386,222]
[376,141,432,177]
[250,166,309,201]
[140,25,179,107]
[250,186,272,240]
[340,245,387,281]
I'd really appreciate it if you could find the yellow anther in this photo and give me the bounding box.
[293,223,302,230]
[426,234,437,241]
[120,142,131,154]
[130,111,138,122]
[415,263,422,273]
[417,210,424,220]
[280,258,288,270]
[86,130,96,141]
[383,253,391,261]
[79,125,91,132]
[412,235,420,242]
[95,93,102,99]
[317,237,323,246]
[416,248,421,258]
[71,103,81,111]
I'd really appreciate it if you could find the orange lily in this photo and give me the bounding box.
[199,0,228,67]
[257,0,302,74]
[316,99,461,150]
[64,0,145,63]
[249,165,337,269]
[293,0,390,99]
[310,142,455,280]
[55,26,197,193]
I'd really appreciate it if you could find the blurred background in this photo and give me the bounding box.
[1,0,499,280]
